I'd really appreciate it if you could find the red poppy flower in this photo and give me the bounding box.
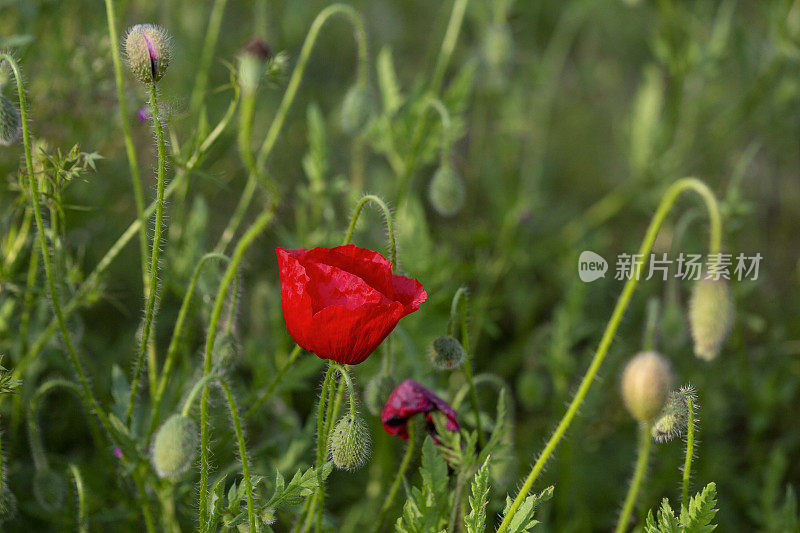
[381,379,459,440]
[276,245,427,365]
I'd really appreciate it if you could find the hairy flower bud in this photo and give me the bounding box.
[364,374,395,416]
[0,94,21,146]
[328,413,371,470]
[125,24,172,83]
[621,351,673,423]
[340,85,374,135]
[689,278,734,361]
[33,469,66,512]
[238,38,272,93]
[428,335,466,370]
[151,414,199,480]
[428,165,465,217]
[651,385,697,442]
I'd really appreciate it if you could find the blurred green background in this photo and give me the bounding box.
[2,0,800,531]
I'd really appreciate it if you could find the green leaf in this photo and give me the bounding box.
[266,462,333,509]
[501,486,553,533]
[680,482,718,533]
[465,456,491,533]
[645,498,681,533]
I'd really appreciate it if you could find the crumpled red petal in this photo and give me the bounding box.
[381,379,459,440]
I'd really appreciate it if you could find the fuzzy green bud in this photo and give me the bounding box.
[621,351,673,423]
[428,165,465,217]
[328,413,371,470]
[340,85,374,135]
[151,414,199,480]
[125,24,172,83]
[33,469,66,512]
[0,95,21,146]
[238,38,272,93]
[651,385,697,442]
[428,335,466,370]
[689,278,734,361]
[364,374,395,416]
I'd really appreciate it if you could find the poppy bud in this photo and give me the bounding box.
[428,335,466,370]
[620,351,673,423]
[340,85,374,135]
[651,385,697,442]
[125,24,172,83]
[33,469,66,512]
[0,94,21,146]
[688,278,734,361]
[428,165,465,217]
[328,413,371,470]
[364,374,395,416]
[238,38,272,93]
[151,414,199,480]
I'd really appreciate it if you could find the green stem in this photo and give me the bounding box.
[449,287,485,448]
[218,378,257,533]
[133,469,158,533]
[643,298,660,352]
[180,374,217,417]
[127,82,169,426]
[198,209,275,522]
[244,344,303,421]
[343,194,396,268]
[496,177,722,533]
[682,398,695,509]
[614,422,653,533]
[430,0,468,95]
[372,421,416,533]
[190,0,230,114]
[148,252,231,439]
[19,240,39,357]
[69,464,88,533]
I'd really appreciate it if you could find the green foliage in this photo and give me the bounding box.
[645,483,719,533]
[465,457,491,533]
[500,486,554,533]
[395,437,450,533]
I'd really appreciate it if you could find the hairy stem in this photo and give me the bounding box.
[449,287,485,447]
[190,0,230,114]
[682,398,696,509]
[614,422,653,533]
[343,194,396,268]
[218,378,256,533]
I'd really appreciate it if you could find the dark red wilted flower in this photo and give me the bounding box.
[276,245,427,365]
[381,379,459,440]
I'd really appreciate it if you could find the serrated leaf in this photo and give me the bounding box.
[680,482,718,533]
[645,498,681,533]
[502,486,553,533]
[465,456,491,533]
[266,462,333,509]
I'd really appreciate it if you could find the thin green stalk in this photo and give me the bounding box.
[19,241,39,357]
[496,177,722,533]
[190,0,230,114]
[148,252,231,439]
[372,421,416,533]
[127,82,169,426]
[430,0,468,95]
[218,378,257,533]
[614,422,653,533]
[199,209,275,522]
[103,0,149,300]
[133,469,158,533]
[343,194,396,268]
[643,298,660,352]
[244,344,303,421]
[449,287,485,447]
[682,398,695,509]
[69,464,88,533]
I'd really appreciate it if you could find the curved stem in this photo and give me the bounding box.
[372,421,416,533]
[103,0,149,301]
[190,0,230,114]
[614,422,653,533]
[430,0,469,95]
[198,209,275,522]
[424,97,453,164]
[180,374,217,417]
[244,344,303,421]
[218,378,256,533]
[27,379,83,471]
[343,194,396,269]
[682,398,695,509]
[69,464,88,533]
[148,252,231,439]
[496,177,722,533]
[449,287,485,447]
[127,82,169,426]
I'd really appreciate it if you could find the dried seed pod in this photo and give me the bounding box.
[428,165,465,217]
[689,278,734,361]
[328,413,371,470]
[151,414,199,480]
[428,335,466,370]
[621,351,673,423]
[125,24,172,83]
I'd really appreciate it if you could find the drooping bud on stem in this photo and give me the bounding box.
[238,38,272,93]
[151,414,199,480]
[651,385,697,442]
[688,278,734,361]
[328,413,371,470]
[428,164,465,216]
[428,335,466,370]
[125,24,172,84]
[0,94,21,146]
[621,351,673,423]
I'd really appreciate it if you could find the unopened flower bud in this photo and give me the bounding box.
[328,413,371,470]
[125,24,172,83]
[428,165,465,217]
[238,38,272,93]
[621,351,673,423]
[364,374,395,416]
[0,95,21,146]
[340,85,374,135]
[651,385,697,442]
[428,335,466,370]
[151,414,199,480]
[689,278,734,361]
[33,469,66,512]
